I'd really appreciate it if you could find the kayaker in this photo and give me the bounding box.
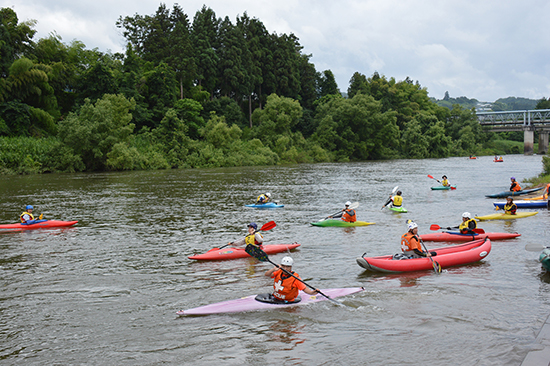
[20,205,44,225]
[401,221,436,258]
[390,191,403,208]
[509,177,521,192]
[447,212,477,234]
[228,222,264,247]
[256,192,271,204]
[441,175,451,187]
[329,201,357,222]
[264,256,318,302]
[504,197,517,215]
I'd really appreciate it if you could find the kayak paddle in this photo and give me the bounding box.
[322,202,359,220]
[525,243,550,252]
[429,224,485,234]
[381,186,399,209]
[217,221,277,250]
[419,238,442,274]
[245,244,345,306]
[428,175,456,190]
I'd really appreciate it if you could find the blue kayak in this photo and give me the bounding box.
[485,187,543,198]
[245,202,284,208]
[493,200,547,209]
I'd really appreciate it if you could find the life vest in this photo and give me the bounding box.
[20,211,34,223]
[401,232,421,253]
[271,269,304,302]
[392,195,403,207]
[504,202,517,215]
[342,208,356,222]
[256,194,268,203]
[245,233,263,246]
[459,218,477,233]
[441,179,450,187]
[510,182,521,192]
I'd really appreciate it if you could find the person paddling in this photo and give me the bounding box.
[228,222,264,248]
[389,190,403,208]
[447,212,477,234]
[20,205,45,225]
[401,221,436,258]
[509,177,521,192]
[328,201,357,222]
[504,196,517,215]
[264,256,318,303]
[256,192,271,204]
[441,175,451,187]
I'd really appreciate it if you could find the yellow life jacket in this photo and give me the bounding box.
[459,218,477,232]
[245,233,263,246]
[392,195,403,207]
[20,211,34,223]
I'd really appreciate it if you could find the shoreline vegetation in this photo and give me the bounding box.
[1,5,548,176]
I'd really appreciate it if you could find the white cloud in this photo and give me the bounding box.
[9,0,550,102]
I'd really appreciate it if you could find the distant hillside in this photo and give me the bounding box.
[432,92,539,112]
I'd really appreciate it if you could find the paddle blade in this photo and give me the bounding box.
[392,186,399,194]
[427,174,434,180]
[525,243,547,252]
[349,202,360,209]
[430,224,442,231]
[472,228,485,234]
[245,244,269,261]
[260,221,276,231]
[433,260,442,273]
[451,186,457,190]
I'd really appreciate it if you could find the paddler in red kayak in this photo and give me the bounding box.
[264,256,318,302]
[20,205,45,225]
[509,177,521,192]
[228,222,264,247]
[328,201,357,222]
[446,212,478,234]
[401,221,436,258]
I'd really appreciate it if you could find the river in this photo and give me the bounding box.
[0,154,549,365]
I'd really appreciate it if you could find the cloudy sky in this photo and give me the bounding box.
[9,0,550,102]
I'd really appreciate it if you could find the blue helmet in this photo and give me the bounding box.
[26,205,33,210]
[248,222,258,230]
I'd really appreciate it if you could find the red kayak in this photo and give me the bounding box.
[420,231,520,242]
[0,220,78,230]
[356,238,491,273]
[189,243,301,261]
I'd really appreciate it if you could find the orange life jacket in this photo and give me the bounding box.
[342,208,356,222]
[401,232,421,252]
[510,182,521,192]
[271,269,305,302]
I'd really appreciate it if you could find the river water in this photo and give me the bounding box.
[1,155,549,365]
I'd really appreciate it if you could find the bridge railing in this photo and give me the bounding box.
[477,109,550,127]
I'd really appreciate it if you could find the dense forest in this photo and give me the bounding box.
[0,4,547,174]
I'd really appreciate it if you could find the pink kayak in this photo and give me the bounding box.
[0,220,78,230]
[420,231,520,242]
[188,243,301,260]
[177,287,364,315]
[356,238,491,273]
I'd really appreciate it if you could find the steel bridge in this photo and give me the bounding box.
[476,109,550,154]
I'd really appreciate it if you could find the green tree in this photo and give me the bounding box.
[169,4,196,99]
[173,98,204,140]
[0,8,36,77]
[318,70,339,97]
[57,94,136,171]
[191,6,220,96]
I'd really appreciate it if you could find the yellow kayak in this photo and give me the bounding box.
[475,212,538,221]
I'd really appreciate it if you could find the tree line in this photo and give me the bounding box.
[0,4,527,174]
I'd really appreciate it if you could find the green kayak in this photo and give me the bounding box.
[310,219,375,227]
[388,206,408,213]
[431,185,457,190]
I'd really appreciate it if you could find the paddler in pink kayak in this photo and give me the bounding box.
[20,205,46,225]
[264,256,318,302]
[446,212,478,234]
[227,222,264,247]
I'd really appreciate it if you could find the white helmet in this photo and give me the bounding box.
[281,256,293,266]
[345,201,352,206]
[265,192,271,197]
[408,222,418,230]
[462,212,471,218]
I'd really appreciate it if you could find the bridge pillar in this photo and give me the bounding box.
[524,129,534,155]
[539,132,549,154]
